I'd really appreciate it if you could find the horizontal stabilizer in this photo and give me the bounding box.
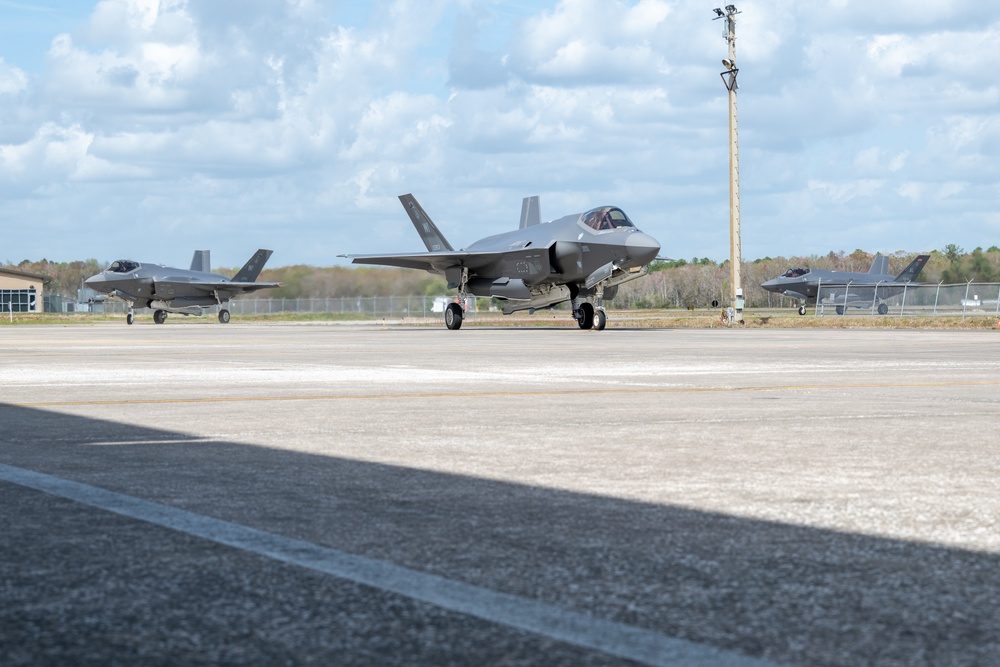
[399,194,454,252]
[233,249,273,282]
[519,196,541,230]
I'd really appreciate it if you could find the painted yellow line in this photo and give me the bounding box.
[11,379,1000,408]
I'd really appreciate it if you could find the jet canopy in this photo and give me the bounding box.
[105,260,141,273]
[781,268,810,278]
[581,207,634,231]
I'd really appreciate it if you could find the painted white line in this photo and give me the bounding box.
[0,463,781,667]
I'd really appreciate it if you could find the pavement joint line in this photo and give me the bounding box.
[9,379,1000,408]
[0,463,780,667]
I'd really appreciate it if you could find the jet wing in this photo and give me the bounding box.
[341,251,506,273]
[157,280,281,296]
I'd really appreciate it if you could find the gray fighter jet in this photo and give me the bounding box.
[761,253,930,315]
[85,249,280,324]
[343,194,661,330]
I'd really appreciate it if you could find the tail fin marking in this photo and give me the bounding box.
[233,249,273,282]
[398,194,454,252]
[894,254,930,283]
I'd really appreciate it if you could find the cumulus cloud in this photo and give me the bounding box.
[0,0,995,265]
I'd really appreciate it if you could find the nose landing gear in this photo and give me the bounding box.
[444,302,463,330]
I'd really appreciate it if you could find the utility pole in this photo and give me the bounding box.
[714,5,743,324]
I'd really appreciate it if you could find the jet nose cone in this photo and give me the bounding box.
[84,273,105,290]
[626,232,660,266]
[761,278,781,293]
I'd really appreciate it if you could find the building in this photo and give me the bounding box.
[0,267,51,313]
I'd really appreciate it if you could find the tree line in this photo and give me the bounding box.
[616,245,1000,310]
[5,245,998,310]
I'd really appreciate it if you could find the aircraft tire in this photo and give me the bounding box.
[877,303,889,315]
[577,302,594,330]
[218,309,231,324]
[798,306,806,316]
[835,305,845,316]
[126,313,134,325]
[445,302,463,330]
[153,309,167,324]
[594,308,607,331]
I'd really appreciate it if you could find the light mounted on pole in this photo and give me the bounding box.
[712,5,743,325]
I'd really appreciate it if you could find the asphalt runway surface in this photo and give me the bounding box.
[2,322,999,666]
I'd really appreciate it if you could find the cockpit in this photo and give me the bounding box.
[105,260,141,273]
[581,207,635,231]
[781,268,810,278]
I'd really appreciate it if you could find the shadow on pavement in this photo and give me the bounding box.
[1,404,996,667]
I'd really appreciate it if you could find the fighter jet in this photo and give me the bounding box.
[85,249,280,325]
[761,253,930,315]
[342,194,661,330]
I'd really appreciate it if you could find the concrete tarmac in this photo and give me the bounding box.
[2,323,999,666]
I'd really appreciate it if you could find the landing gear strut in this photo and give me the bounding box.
[573,291,608,330]
[444,268,468,330]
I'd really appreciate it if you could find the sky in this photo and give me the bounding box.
[0,0,996,269]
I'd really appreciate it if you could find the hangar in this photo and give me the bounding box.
[0,267,50,313]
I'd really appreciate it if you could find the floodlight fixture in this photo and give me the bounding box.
[713,7,725,17]
[725,4,737,14]
[722,58,733,70]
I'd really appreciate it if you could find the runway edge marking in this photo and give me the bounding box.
[14,378,1000,409]
[0,463,781,667]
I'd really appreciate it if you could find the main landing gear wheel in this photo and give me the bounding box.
[444,302,464,330]
[798,305,807,316]
[126,312,134,325]
[594,308,607,331]
[153,309,168,324]
[577,302,595,330]
[835,305,845,316]
[877,303,889,315]
[218,309,231,324]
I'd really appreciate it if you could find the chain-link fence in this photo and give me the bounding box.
[227,296,476,318]
[803,281,1000,317]
[82,296,476,319]
[63,283,1000,319]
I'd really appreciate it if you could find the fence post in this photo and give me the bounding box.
[899,283,907,316]
[933,283,941,315]
[814,277,822,316]
[963,281,972,317]
[842,280,850,315]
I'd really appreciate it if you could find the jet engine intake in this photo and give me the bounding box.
[550,241,583,278]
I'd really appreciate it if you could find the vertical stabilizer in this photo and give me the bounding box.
[868,254,888,275]
[519,196,541,230]
[190,250,211,273]
[233,249,273,282]
[398,194,454,252]
[894,254,930,283]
